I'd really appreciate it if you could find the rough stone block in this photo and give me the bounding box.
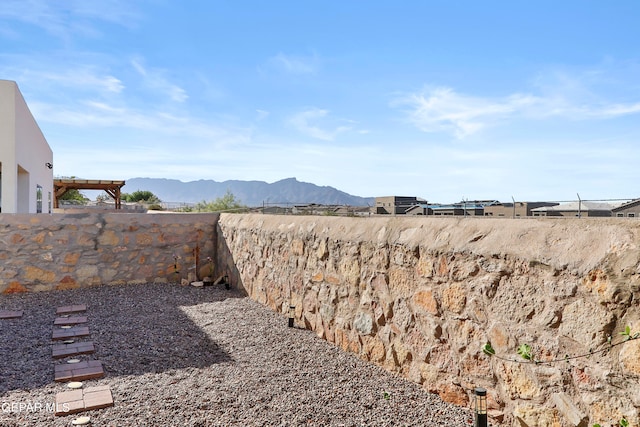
[3,282,27,294]
[63,252,81,265]
[354,312,373,335]
[619,335,640,376]
[496,361,541,400]
[514,405,561,427]
[413,289,439,315]
[24,266,56,282]
[441,283,466,313]
[56,276,79,290]
[551,392,587,427]
[434,382,469,406]
[559,300,614,350]
[136,233,153,246]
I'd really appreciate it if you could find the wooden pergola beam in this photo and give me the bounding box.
[54,179,126,209]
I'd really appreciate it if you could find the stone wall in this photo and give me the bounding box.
[0,212,218,292]
[217,213,640,427]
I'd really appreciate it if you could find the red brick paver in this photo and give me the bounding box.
[54,316,88,326]
[0,310,23,319]
[55,385,113,416]
[54,360,104,382]
[52,326,91,341]
[56,305,87,315]
[52,341,96,359]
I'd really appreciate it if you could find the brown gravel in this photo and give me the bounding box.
[0,283,473,426]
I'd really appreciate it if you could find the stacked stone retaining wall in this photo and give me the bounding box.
[217,213,640,427]
[3,211,640,426]
[0,212,218,292]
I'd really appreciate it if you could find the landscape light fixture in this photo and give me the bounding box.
[45,162,53,169]
[288,304,295,328]
[474,387,488,427]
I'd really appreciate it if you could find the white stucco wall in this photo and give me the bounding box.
[0,80,53,213]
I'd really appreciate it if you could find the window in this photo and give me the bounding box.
[36,185,43,213]
[617,213,624,217]
[48,192,52,214]
[629,213,636,218]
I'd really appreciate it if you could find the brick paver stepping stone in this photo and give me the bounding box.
[52,341,96,359]
[56,305,87,315]
[52,326,91,341]
[0,310,23,319]
[55,385,113,416]
[54,316,88,326]
[54,360,104,382]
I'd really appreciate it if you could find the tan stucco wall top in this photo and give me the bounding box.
[219,214,640,274]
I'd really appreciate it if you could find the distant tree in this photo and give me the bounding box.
[56,176,89,204]
[188,190,248,213]
[58,189,89,204]
[121,190,161,204]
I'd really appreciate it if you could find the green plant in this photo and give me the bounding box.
[482,326,639,365]
[592,417,630,427]
[383,392,390,400]
[482,342,496,356]
[619,326,640,341]
[517,343,533,361]
[191,191,248,213]
[122,190,161,204]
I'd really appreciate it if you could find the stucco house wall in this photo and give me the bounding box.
[0,80,54,213]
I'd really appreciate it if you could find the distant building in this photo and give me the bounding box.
[612,199,640,218]
[375,196,426,215]
[405,200,501,216]
[404,204,431,215]
[332,205,371,217]
[0,80,54,213]
[484,202,559,218]
[431,200,499,216]
[531,201,613,217]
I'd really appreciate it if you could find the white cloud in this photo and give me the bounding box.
[589,102,640,117]
[0,0,140,40]
[131,58,188,103]
[256,109,270,120]
[32,68,124,94]
[394,87,540,138]
[31,98,250,147]
[0,56,125,96]
[288,108,352,141]
[269,52,319,74]
[394,81,640,138]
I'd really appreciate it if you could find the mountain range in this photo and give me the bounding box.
[122,177,375,207]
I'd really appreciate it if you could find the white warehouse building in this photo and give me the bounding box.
[0,80,54,213]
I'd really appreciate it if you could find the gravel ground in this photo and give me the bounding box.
[0,283,473,426]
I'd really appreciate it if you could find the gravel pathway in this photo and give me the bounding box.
[0,283,473,426]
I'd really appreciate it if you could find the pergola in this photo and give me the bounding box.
[54,179,126,209]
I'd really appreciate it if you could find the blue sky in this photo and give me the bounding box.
[1,1,640,203]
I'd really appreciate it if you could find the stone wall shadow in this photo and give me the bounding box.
[0,283,241,393]
[215,220,248,297]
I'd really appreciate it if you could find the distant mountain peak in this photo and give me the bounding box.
[123,177,374,207]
